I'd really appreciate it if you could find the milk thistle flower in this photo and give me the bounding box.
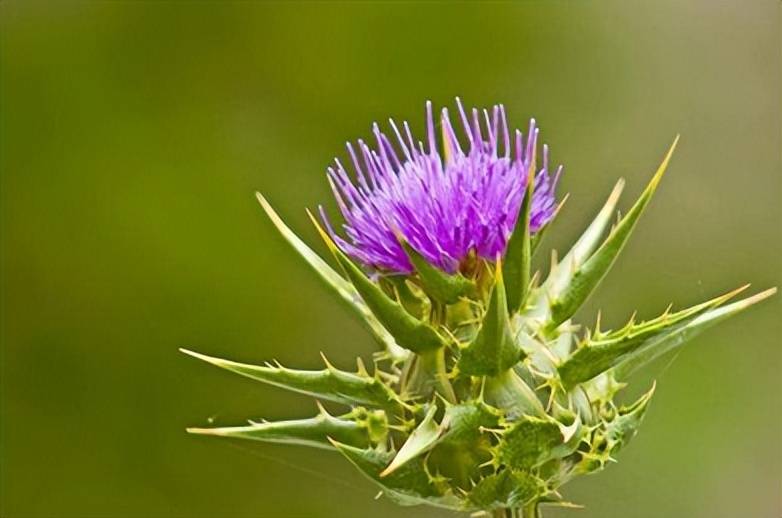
[320,99,558,274]
[183,100,775,518]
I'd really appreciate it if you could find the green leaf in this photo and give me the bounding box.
[576,383,655,474]
[385,275,426,319]
[381,404,443,477]
[530,180,625,313]
[419,401,503,489]
[603,382,655,452]
[381,400,502,481]
[180,348,406,412]
[438,400,502,445]
[558,285,749,389]
[329,440,461,509]
[466,469,544,511]
[516,331,558,375]
[546,138,678,329]
[538,496,585,510]
[458,261,525,376]
[503,158,535,313]
[497,416,580,470]
[308,211,446,354]
[398,238,476,305]
[187,405,380,450]
[612,287,777,379]
[256,193,408,362]
[483,369,545,419]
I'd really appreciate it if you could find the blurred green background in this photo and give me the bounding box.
[2,1,780,517]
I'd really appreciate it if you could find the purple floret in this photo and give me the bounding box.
[320,99,561,274]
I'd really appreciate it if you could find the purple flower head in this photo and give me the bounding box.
[320,99,561,275]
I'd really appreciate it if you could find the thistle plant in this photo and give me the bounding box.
[183,100,774,517]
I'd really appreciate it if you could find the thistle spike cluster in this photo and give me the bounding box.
[184,100,775,517]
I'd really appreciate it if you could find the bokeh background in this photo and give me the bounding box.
[2,1,780,517]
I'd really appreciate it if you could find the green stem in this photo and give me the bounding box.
[422,347,456,403]
[402,346,456,403]
[420,301,456,403]
[521,501,541,518]
[490,501,540,518]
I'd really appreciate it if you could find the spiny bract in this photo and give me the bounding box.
[183,100,775,518]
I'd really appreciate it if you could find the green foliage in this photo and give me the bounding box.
[575,384,655,475]
[531,179,624,317]
[309,211,445,354]
[547,138,678,330]
[187,404,385,450]
[558,285,749,389]
[381,404,442,476]
[458,262,525,376]
[612,287,777,380]
[398,237,476,305]
[179,348,405,412]
[330,440,461,509]
[256,194,409,362]
[186,142,774,516]
[504,160,535,313]
[467,469,544,511]
[497,415,581,470]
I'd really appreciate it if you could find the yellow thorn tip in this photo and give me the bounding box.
[306,208,337,252]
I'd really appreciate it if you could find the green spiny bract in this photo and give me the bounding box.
[183,138,774,517]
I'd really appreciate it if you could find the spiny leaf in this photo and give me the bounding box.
[256,193,408,362]
[583,371,627,406]
[516,330,558,375]
[546,138,678,329]
[428,402,501,487]
[187,405,380,450]
[576,383,655,475]
[533,179,625,309]
[612,287,777,379]
[603,382,655,452]
[466,469,544,511]
[503,155,535,313]
[497,415,582,470]
[329,439,460,509]
[458,261,525,376]
[385,275,426,319]
[381,404,443,477]
[438,400,502,445]
[398,237,476,305]
[308,210,446,353]
[538,496,585,510]
[564,384,597,425]
[257,193,353,296]
[483,369,545,419]
[558,285,748,389]
[382,401,501,483]
[180,348,405,411]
